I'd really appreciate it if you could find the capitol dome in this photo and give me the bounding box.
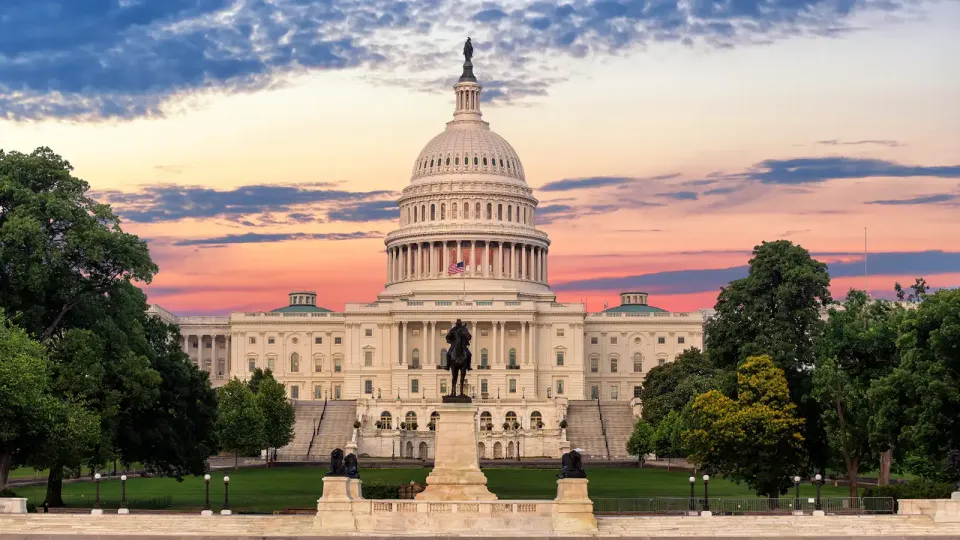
[410,124,526,183]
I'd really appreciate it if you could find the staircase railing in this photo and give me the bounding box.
[305,398,328,459]
[596,398,611,460]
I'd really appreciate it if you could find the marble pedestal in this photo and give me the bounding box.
[552,478,598,532]
[416,402,496,501]
[315,476,363,531]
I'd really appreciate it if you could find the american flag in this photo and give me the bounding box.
[448,261,465,275]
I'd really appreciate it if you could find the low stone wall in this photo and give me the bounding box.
[0,498,27,514]
[898,497,960,522]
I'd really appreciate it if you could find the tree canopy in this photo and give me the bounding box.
[254,371,295,463]
[640,348,723,426]
[626,419,655,465]
[217,379,266,467]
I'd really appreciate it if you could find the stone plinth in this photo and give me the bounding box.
[899,498,960,522]
[315,476,362,531]
[552,478,598,532]
[416,402,496,501]
[0,498,27,514]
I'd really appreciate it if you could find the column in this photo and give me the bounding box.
[483,242,490,278]
[492,322,499,365]
[386,248,391,284]
[531,322,537,367]
[532,247,538,283]
[414,244,420,279]
[521,321,527,365]
[392,322,400,365]
[443,241,449,277]
[427,322,433,366]
[544,250,548,283]
[400,322,407,365]
[427,242,433,278]
[470,240,476,276]
[521,244,527,280]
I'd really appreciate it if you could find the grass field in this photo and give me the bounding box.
[9,466,848,513]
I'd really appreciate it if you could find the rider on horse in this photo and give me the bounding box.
[444,319,472,396]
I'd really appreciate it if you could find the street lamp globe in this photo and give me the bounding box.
[702,474,710,482]
[224,476,230,483]
[204,474,211,481]
[815,473,822,481]
[793,476,800,483]
[94,473,101,480]
[121,475,127,481]
[689,476,695,483]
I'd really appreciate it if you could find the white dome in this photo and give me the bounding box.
[410,125,526,183]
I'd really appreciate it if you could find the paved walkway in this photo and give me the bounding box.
[2,514,960,538]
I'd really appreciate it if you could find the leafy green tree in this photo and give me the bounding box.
[254,372,295,464]
[0,312,58,490]
[686,355,806,498]
[813,289,902,496]
[248,368,273,395]
[640,348,724,426]
[894,278,929,303]
[652,410,688,470]
[869,289,960,483]
[626,419,656,466]
[29,400,102,506]
[217,379,266,468]
[704,240,832,468]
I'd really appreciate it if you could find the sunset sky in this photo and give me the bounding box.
[2,0,958,315]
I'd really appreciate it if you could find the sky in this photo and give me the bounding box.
[1,0,958,315]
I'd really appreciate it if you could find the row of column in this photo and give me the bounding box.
[387,240,547,284]
[393,320,536,368]
[183,334,231,379]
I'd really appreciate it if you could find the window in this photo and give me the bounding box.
[509,379,517,393]
[633,352,642,373]
[249,337,256,345]
[611,336,618,345]
[334,385,341,399]
[365,328,373,337]
[405,411,418,430]
[205,342,212,348]
[611,386,618,400]
[486,203,492,219]
[610,357,618,373]
[334,357,342,372]
[480,328,488,336]
[315,336,322,344]
[335,337,343,345]
[440,380,447,394]
[290,352,300,372]
[475,202,481,218]
[590,337,598,345]
[505,411,517,425]
[380,411,392,429]
[364,380,373,394]
[658,358,665,367]
[412,348,420,368]
[480,348,488,367]
[480,411,492,430]
[480,379,488,394]
[634,386,642,398]
[441,203,446,220]
[291,385,300,399]
[530,411,542,428]
[248,358,256,372]
[411,379,420,393]
[678,336,685,344]
[452,203,457,219]
[590,356,599,373]
[463,202,469,219]
[507,204,512,221]
[556,351,564,366]
[314,356,323,372]
[291,337,299,345]
[497,204,503,220]
[657,336,665,344]
[556,380,565,395]
[267,356,275,371]
[509,348,518,367]
[268,337,275,345]
[557,328,565,337]
[482,157,488,166]
[412,329,420,336]
[364,350,373,367]
[590,385,599,399]
[315,386,323,399]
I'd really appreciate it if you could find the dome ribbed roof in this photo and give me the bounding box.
[410,126,525,182]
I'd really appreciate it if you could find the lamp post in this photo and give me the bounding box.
[814,473,824,515]
[793,476,801,515]
[688,476,696,514]
[702,475,711,516]
[118,475,129,514]
[91,473,103,515]
[202,474,213,516]
[221,476,232,515]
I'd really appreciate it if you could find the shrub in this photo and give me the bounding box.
[863,480,955,500]
[512,422,520,430]
[375,420,383,429]
[0,488,16,497]
[353,420,361,429]
[411,422,418,430]
[362,481,402,499]
[486,422,493,431]
[502,422,510,430]
[537,421,544,429]
[400,422,406,430]
[559,419,568,429]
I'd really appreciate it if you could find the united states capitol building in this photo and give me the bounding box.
[149,55,706,461]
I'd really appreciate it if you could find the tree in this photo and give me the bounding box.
[894,278,929,303]
[626,419,655,466]
[0,312,58,490]
[813,289,902,496]
[869,289,960,483]
[704,240,832,468]
[652,410,688,470]
[216,379,266,468]
[640,348,724,426]
[255,373,295,464]
[247,368,273,394]
[685,355,806,497]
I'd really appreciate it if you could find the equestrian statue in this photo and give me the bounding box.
[444,319,472,401]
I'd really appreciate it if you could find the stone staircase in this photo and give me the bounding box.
[600,402,635,458]
[309,400,356,460]
[564,400,608,459]
[276,401,325,459]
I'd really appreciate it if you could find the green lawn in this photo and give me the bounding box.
[10,466,848,513]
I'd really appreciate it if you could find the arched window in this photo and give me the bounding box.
[440,348,448,367]
[446,157,450,166]
[515,206,520,221]
[486,203,492,220]
[475,202,481,219]
[405,411,418,430]
[313,354,323,373]
[499,158,504,167]
[482,157,488,166]
[480,411,492,430]
[463,202,469,219]
[505,411,517,426]
[480,348,488,367]
[530,411,543,429]
[414,206,418,222]
[633,352,643,373]
[497,204,503,220]
[610,356,619,373]
[452,203,457,219]
[380,411,392,429]
[411,348,420,368]
[429,411,440,429]
[334,355,342,373]
[522,207,526,223]
[455,156,460,165]
[290,352,300,372]
[508,348,516,366]
[473,156,478,165]
[421,205,426,221]
[507,204,512,222]
[441,203,446,220]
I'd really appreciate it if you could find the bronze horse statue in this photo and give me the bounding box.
[444,319,472,398]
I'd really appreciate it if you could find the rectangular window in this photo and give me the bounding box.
[249,337,256,345]
[557,328,564,337]
[634,386,642,398]
[657,336,666,344]
[590,337,598,345]
[633,358,642,372]
[335,385,341,399]
[611,386,618,400]
[610,358,618,373]
[590,357,599,373]
[335,337,343,345]
[248,359,255,372]
[315,336,322,344]
[411,379,420,393]
[268,337,275,345]
[193,343,198,348]
[412,329,420,337]
[658,358,665,367]
[205,342,212,348]
[334,358,342,372]
[365,328,373,337]
[315,386,323,399]
[315,358,323,372]
[481,329,489,337]
[508,329,517,336]
[290,385,299,399]
[364,380,373,394]
[678,336,685,344]
[509,379,517,393]
[364,350,373,366]
[481,379,488,394]
[556,351,564,366]
[440,381,448,394]
[480,349,488,366]
[590,385,599,399]
[556,380,565,395]
[267,357,275,371]
[610,336,618,345]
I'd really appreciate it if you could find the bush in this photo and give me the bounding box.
[353,420,361,429]
[362,481,402,499]
[559,419,568,429]
[863,479,955,504]
[0,488,16,497]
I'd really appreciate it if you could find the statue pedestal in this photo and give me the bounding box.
[416,402,496,501]
[315,476,362,531]
[552,478,597,532]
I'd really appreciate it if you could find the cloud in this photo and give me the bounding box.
[816,139,903,147]
[96,183,395,223]
[702,186,741,196]
[554,250,960,295]
[540,173,679,192]
[865,194,957,205]
[745,157,960,185]
[327,200,399,222]
[0,0,916,120]
[656,191,699,201]
[172,231,382,246]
